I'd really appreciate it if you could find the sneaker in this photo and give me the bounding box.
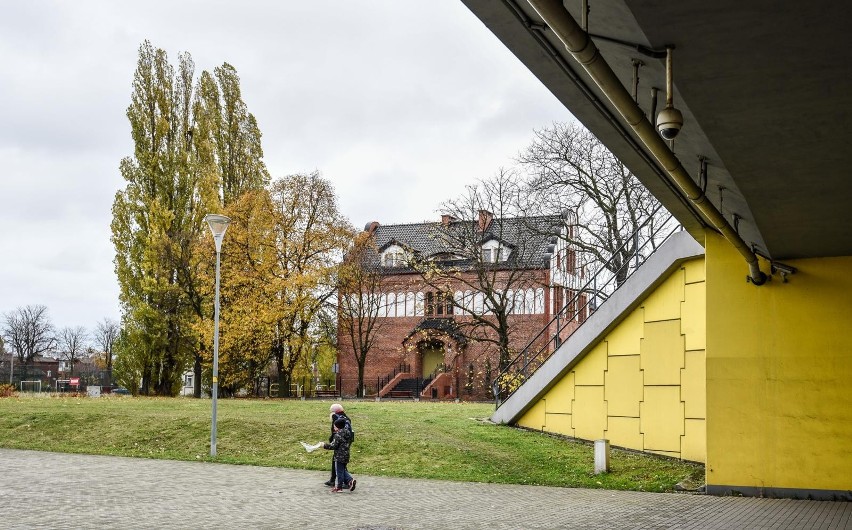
[349,479,357,491]
[323,480,335,487]
[330,487,343,493]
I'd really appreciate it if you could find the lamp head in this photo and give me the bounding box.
[204,214,231,252]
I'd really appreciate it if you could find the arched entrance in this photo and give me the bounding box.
[420,340,445,378]
[402,318,467,399]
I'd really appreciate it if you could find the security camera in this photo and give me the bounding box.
[656,106,683,140]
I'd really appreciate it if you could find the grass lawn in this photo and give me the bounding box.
[0,394,703,492]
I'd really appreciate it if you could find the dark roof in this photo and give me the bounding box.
[369,215,561,271]
[404,318,468,346]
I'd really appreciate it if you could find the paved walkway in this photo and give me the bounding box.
[1,449,849,529]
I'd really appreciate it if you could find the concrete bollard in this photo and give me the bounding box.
[594,439,610,474]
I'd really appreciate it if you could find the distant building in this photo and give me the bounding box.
[336,211,587,400]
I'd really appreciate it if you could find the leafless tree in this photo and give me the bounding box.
[0,335,8,383]
[2,305,57,380]
[416,171,559,370]
[518,122,671,287]
[58,326,89,376]
[93,318,120,371]
[337,232,387,397]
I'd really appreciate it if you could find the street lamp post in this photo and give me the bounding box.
[205,213,231,457]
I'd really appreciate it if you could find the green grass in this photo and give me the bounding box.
[0,394,703,492]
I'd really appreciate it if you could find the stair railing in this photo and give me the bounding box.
[377,362,412,393]
[493,206,681,406]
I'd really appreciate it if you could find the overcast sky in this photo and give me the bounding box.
[0,0,573,334]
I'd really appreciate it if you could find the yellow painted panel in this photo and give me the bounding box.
[517,399,546,430]
[572,385,607,441]
[572,342,607,386]
[604,355,642,417]
[640,386,684,454]
[605,416,643,452]
[642,268,684,322]
[681,350,706,419]
[705,231,852,491]
[682,419,706,463]
[683,258,705,284]
[544,413,574,437]
[681,282,706,351]
[640,320,685,386]
[605,308,644,356]
[542,371,574,414]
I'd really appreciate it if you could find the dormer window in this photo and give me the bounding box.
[381,244,407,267]
[481,239,507,263]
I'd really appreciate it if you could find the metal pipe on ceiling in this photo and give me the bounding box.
[525,0,766,285]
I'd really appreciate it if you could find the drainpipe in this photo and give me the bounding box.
[525,0,766,285]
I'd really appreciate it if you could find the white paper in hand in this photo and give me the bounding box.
[300,441,322,453]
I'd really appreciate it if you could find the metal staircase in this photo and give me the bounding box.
[493,207,687,410]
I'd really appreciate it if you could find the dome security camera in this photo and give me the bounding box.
[656,106,683,140]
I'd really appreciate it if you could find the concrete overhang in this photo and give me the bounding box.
[462,0,852,260]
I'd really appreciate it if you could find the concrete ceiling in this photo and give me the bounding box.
[462,0,852,260]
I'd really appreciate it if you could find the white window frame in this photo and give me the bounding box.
[381,244,407,267]
[481,239,503,263]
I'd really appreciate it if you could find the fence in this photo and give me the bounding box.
[0,363,115,393]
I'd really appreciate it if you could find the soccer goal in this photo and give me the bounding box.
[19,380,41,393]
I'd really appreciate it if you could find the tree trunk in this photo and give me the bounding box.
[357,354,366,398]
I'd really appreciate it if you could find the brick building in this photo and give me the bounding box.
[336,210,587,400]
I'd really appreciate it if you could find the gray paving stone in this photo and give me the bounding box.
[0,449,849,529]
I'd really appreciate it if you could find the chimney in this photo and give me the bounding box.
[478,210,493,232]
[441,214,458,226]
[364,221,380,234]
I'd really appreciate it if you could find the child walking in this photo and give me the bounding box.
[325,403,353,486]
[323,417,356,492]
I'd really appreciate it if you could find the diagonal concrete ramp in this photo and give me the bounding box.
[492,230,705,425]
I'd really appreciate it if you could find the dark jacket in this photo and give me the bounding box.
[323,427,352,464]
[329,412,353,443]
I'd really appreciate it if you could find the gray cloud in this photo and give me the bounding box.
[0,0,573,332]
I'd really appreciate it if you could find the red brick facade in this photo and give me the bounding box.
[336,214,585,400]
[337,261,568,400]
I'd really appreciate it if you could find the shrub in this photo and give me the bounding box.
[0,384,15,397]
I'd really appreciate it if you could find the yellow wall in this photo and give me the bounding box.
[517,258,707,462]
[705,232,852,492]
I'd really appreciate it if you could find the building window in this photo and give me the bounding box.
[524,288,535,314]
[396,292,405,317]
[480,240,506,263]
[415,292,424,316]
[405,292,415,316]
[382,245,407,267]
[425,291,453,316]
[389,293,396,317]
[535,288,545,314]
[384,252,404,266]
[380,293,388,316]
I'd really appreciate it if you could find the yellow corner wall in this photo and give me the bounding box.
[705,232,852,492]
[517,258,707,462]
